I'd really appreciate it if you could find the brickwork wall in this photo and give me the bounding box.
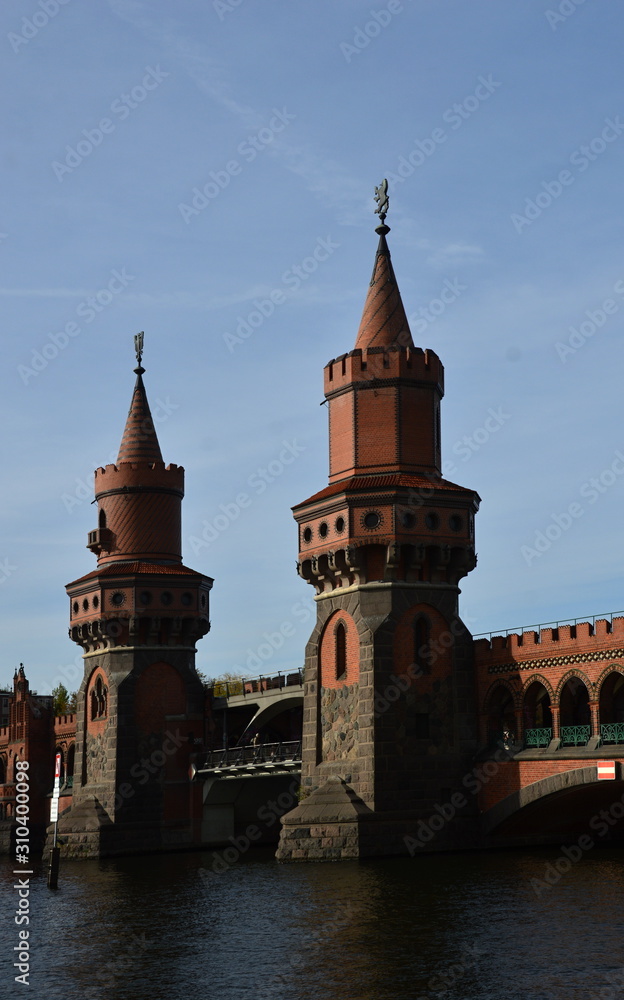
[475,618,624,741]
[354,386,399,469]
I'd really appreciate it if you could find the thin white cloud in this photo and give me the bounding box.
[427,243,485,267]
[0,287,93,298]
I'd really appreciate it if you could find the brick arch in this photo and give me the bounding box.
[318,610,359,689]
[481,766,600,834]
[483,679,520,714]
[595,662,624,693]
[555,669,594,702]
[522,674,555,704]
[392,602,452,680]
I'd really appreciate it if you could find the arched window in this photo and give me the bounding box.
[90,676,108,720]
[335,622,347,681]
[413,616,432,675]
[99,508,107,529]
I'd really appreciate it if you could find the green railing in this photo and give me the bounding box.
[600,723,624,745]
[560,725,591,746]
[524,728,552,748]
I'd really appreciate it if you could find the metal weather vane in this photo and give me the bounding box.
[134,331,144,369]
[374,178,389,225]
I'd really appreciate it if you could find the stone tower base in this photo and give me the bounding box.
[45,798,198,860]
[276,776,372,861]
[276,776,482,861]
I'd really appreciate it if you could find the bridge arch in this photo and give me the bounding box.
[482,765,601,835]
[243,694,304,739]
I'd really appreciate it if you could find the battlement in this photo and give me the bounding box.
[474,616,624,665]
[95,462,184,494]
[54,714,76,728]
[324,346,444,394]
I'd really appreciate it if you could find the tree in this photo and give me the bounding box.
[52,684,77,715]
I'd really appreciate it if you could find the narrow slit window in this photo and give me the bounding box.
[414,617,432,675]
[335,622,347,681]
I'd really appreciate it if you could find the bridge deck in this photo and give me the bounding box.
[192,741,302,779]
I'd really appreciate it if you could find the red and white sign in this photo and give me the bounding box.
[50,752,61,822]
[597,761,616,780]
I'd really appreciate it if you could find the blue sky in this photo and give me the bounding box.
[2,0,624,694]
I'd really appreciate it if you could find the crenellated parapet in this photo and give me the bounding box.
[475,617,624,674]
[324,346,444,395]
[94,460,184,493]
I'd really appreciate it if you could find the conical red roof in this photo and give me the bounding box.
[116,370,163,464]
[354,230,414,351]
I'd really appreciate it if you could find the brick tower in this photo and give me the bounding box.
[56,337,212,857]
[277,188,481,860]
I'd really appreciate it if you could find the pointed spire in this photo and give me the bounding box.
[116,334,164,464]
[354,180,415,351]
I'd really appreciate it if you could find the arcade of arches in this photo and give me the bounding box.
[484,670,624,748]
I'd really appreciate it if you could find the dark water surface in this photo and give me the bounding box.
[1,846,623,999]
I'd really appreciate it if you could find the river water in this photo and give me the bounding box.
[1,846,623,999]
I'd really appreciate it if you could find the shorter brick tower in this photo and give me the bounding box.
[277,190,481,860]
[56,339,212,857]
[0,667,54,853]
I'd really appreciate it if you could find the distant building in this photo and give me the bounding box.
[0,666,73,851]
[0,689,12,727]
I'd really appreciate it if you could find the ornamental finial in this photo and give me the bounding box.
[134,331,145,374]
[374,178,389,233]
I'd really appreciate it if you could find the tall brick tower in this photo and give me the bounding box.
[278,187,481,860]
[57,336,212,857]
